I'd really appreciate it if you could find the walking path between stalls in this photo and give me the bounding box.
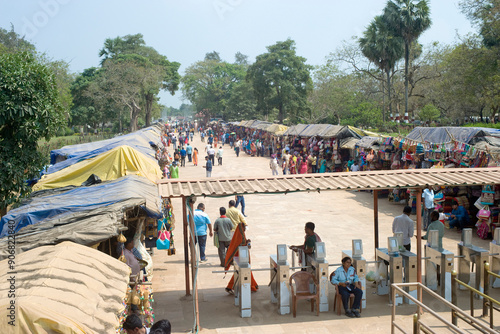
[152,132,498,333]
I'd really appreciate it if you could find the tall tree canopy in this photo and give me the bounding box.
[0,52,65,210]
[247,39,313,124]
[359,15,404,121]
[384,0,431,122]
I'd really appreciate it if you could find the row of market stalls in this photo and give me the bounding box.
[229,121,500,236]
[0,123,168,333]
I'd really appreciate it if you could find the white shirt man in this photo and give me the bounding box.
[392,206,415,251]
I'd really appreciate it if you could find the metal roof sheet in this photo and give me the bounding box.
[158,167,500,198]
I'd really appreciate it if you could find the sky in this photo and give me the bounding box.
[1,0,476,109]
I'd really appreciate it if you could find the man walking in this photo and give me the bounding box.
[203,155,213,177]
[207,145,216,166]
[422,186,435,231]
[213,207,234,267]
[392,206,414,251]
[217,146,224,165]
[226,199,246,231]
[193,203,212,262]
[186,143,193,163]
[235,195,246,217]
[180,146,186,167]
[235,139,241,157]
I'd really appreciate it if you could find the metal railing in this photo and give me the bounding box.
[391,282,497,334]
[482,263,500,328]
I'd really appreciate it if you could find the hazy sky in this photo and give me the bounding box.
[1,0,475,108]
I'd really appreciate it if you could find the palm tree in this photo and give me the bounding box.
[384,0,431,123]
[359,15,404,122]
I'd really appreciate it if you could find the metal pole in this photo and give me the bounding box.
[416,188,423,313]
[182,197,191,296]
[451,270,457,326]
[391,283,395,334]
[374,189,379,253]
[483,262,489,317]
[413,313,419,334]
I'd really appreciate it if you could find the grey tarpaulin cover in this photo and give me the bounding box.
[406,126,500,144]
[0,175,161,259]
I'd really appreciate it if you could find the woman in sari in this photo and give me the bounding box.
[299,155,308,174]
[319,155,327,173]
[289,155,296,174]
[250,141,257,156]
[193,148,199,166]
[224,222,258,293]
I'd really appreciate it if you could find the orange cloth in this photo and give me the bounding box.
[193,150,198,166]
[224,223,258,292]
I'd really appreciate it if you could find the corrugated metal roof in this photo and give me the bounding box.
[158,167,500,198]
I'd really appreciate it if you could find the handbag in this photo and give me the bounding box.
[478,206,491,219]
[481,185,495,205]
[213,233,219,248]
[156,221,171,250]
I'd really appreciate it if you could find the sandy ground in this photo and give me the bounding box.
[151,133,499,333]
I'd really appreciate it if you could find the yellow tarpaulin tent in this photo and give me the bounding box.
[347,125,388,138]
[0,241,130,333]
[266,124,288,136]
[33,145,162,191]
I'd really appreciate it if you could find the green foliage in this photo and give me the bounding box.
[340,102,383,128]
[181,53,247,119]
[460,0,500,48]
[417,104,440,122]
[225,81,257,121]
[0,52,65,208]
[0,25,36,54]
[463,122,500,129]
[247,39,313,124]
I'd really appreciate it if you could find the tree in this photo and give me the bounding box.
[0,25,36,54]
[182,54,246,118]
[225,81,257,121]
[0,52,65,210]
[247,39,313,123]
[417,104,440,123]
[359,15,404,121]
[460,0,500,48]
[98,34,180,126]
[384,0,431,122]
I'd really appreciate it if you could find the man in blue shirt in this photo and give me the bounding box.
[449,201,469,231]
[203,155,213,177]
[193,203,213,262]
[180,146,187,167]
[186,143,193,162]
[331,256,363,318]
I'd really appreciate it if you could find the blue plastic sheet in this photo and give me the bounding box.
[0,175,162,238]
[48,125,162,174]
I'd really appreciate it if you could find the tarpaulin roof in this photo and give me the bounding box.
[406,127,497,144]
[356,136,382,150]
[340,137,359,150]
[348,126,388,138]
[297,124,332,137]
[266,124,288,136]
[0,175,161,258]
[49,125,162,168]
[34,145,162,191]
[283,124,310,136]
[254,121,273,130]
[0,241,129,333]
[318,125,361,139]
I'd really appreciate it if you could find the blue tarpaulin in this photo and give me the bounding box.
[47,125,162,174]
[0,175,162,239]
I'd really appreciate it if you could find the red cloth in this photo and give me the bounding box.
[224,223,258,292]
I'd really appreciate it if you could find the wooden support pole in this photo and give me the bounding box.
[416,188,422,285]
[182,197,191,296]
[374,189,379,253]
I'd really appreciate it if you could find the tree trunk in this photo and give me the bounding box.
[129,100,141,132]
[386,69,393,122]
[404,42,410,123]
[145,94,154,127]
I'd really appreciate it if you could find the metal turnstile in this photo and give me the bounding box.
[376,237,403,305]
[234,246,251,317]
[308,242,329,312]
[393,232,417,304]
[342,239,366,309]
[424,230,454,302]
[490,228,500,288]
[458,229,489,297]
[269,244,290,315]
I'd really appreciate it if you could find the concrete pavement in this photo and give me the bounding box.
[151,133,499,333]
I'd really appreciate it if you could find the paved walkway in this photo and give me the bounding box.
[152,133,499,333]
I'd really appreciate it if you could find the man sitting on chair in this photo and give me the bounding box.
[331,256,362,318]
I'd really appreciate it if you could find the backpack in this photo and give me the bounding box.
[476,221,489,240]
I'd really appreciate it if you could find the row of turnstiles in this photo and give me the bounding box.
[229,229,500,318]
